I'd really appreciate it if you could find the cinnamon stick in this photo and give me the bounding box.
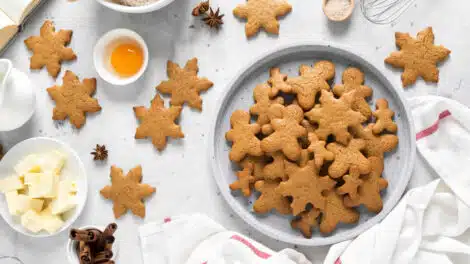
[102,223,117,237]
[94,250,113,263]
[79,243,93,264]
[104,236,115,251]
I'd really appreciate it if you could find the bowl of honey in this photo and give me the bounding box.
[94,29,149,86]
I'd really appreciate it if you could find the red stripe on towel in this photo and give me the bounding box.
[163,217,172,223]
[230,235,271,259]
[335,258,342,264]
[416,110,451,141]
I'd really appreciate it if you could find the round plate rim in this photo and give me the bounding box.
[208,42,416,246]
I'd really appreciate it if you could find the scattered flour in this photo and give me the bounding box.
[113,0,159,7]
[324,0,352,20]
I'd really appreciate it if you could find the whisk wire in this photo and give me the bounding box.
[361,0,416,24]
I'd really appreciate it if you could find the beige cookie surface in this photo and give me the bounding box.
[100,165,156,219]
[226,110,263,162]
[156,58,213,110]
[233,0,292,37]
[385,27,451,87]
[253,180,292,215]
[47,71,101,129]
[24,20,76,78]
[134,94,184,151]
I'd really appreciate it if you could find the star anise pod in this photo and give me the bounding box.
[91,144,108,161]
[192,1,210,16]
[203,7,224,29]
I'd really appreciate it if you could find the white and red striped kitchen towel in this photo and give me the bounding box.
[325,95,470,264]
[139,96,470,264]
[138,213,312,264]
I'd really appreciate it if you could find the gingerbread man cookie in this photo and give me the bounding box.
[261,104,307,161]
[305,90,366,145]
[336,166,363,201]
[319,191,360,234]
[230,163,256,196]
[344,157,388,213]
[253,180,292,215]
[156,58,213,110]
[351,124,398,159]
[287,61,335,111]
[385,27,451,87]
[372,99,398,134]
[24,20,76,78]
[240,155,269,180]
[307,132,334,168]
[332,67,373,118]
[233,0,292,37]
[277,160,336,215]
[262,152,288,181]
[291,208,321,238]
[268,67,292,96]
[250,83,284,125]
[327,138,371,178]
[226,110,263,162]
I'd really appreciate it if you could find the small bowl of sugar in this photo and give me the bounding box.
[322,0,355,22]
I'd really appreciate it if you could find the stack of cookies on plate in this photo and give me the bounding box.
[225,61,399,238]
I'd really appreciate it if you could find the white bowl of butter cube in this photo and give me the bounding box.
[0,137,87,237]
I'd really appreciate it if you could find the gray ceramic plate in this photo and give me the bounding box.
[209,43,416,246]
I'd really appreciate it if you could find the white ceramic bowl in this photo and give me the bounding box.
[66,225,119,264]
[0,137,88,238]
[96,0,175,13]
[93,28,149,86]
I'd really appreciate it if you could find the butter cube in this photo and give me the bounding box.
[41,213,64,233]
[50,180,77,215]
[39,151,67,175]
[5,191,44,216]
[21,210,43,233]
[0,175,24,193]
[14,154,41,176]
[25,172,57,198]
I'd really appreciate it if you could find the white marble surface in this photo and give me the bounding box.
[1,0,470,263]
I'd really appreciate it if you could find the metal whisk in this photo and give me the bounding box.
[361,0,416,24]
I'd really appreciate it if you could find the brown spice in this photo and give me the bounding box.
[192,1,210,16]
[203,7,224,29]
[91,144,108,161]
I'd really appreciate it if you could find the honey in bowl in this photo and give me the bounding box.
[110,42,143,77]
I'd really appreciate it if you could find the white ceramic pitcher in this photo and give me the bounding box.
[0,59,35,131]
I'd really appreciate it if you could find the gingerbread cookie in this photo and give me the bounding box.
[226,110,263,162]
[133,94,184,151]
[344,157,388,213]
[372,99,398,134]
[287,61,335,111]
[240,155,269,180]
[277,160,336,215]
[262,152,288,181]
[24,20,76,78]
[332,67,373,118]
[268,67,292,96]
[250,83,284,125]
[47,70,101,128]
[385,27,451,87]
[319,191,360,234]
[297,149,310,167]
[336,166,363,201]
[261,104,307,161]
[100,165,156,218]
[233,0,292,37]
[327,138,371,178]
[351,124,398,159]
[253,180,292,215]
[305,90,366,145]
[307,132,334,168]
[291,208,321,238]
[156,58,213,110]
[261,103,285,135]
[230,163,256,196]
